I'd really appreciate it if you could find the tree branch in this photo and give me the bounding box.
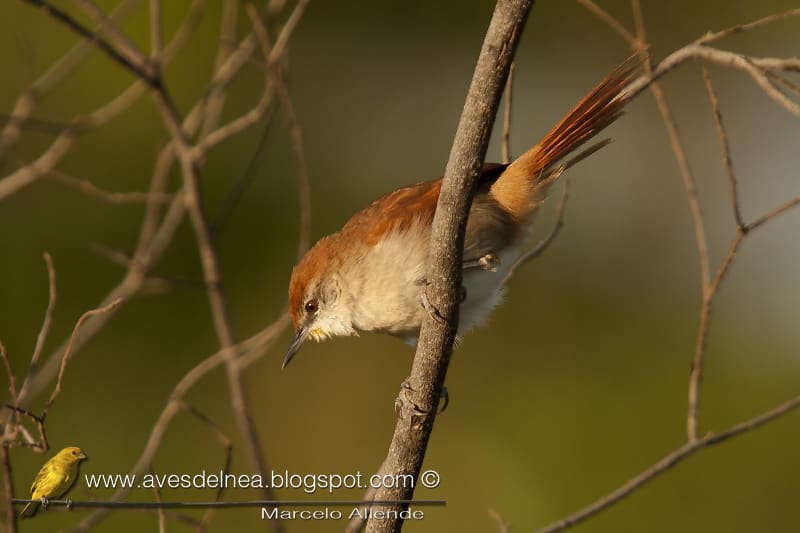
[364,1,534,532]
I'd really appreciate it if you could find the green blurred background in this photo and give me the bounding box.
[1,0,799,531]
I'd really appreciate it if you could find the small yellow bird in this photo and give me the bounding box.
[21,446,87,518]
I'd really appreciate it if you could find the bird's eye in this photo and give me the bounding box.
[304,299,319,314]
[72,450,77,456]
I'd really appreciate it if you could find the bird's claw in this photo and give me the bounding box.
[419,291,447,325]
[463,252,500,272]
[65,498,74,511]
[40,497,49,510]
[438,385,450,414]
[394,380,450,419]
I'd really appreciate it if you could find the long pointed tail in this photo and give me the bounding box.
[490,58,635,221]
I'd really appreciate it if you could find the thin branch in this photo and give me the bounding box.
[504,175,569,282]
[747,194,800,231]
[73,0,154,78]
[703,68,744,229]
[696,8,800,45]
[26,253,57,392]
[365,2,534,532]
[44,298,123,413]
[70,313,289,532]
[194,0,310,156]
[1,444,18,533]
[19,1,260,404]
[502,62,515,163]
[533,393,800,533]
[0,342,16,405]
[21,0,156,84]
[197,0,240,138]
[0,0,143,155]
[149,0,163,64]
[46,168,174,204]
[576,0,636,44]
[630,0,710,441]
[148,465,166,533]
[1,0,205,201]
[181,402,233,529]
[490,508,512,533]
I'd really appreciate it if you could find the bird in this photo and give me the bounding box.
[20,446,87,518]
[283,59,634,368]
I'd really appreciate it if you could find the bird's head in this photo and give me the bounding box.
[57,446,88,464]
[284,237,356,368]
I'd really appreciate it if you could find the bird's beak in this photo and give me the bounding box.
[79,452,88,460]
[282,324,310,368]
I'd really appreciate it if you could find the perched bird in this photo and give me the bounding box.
[284,60,634,367]
[21,446,87,518]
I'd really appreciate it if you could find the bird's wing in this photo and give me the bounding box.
[342,163,515,260]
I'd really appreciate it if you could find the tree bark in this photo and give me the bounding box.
[364,1,534,532]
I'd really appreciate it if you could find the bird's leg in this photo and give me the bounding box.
[463,252,500,272]
[40,497,49,510]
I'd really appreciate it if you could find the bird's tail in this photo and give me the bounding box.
[20,501,39,518]
[490,57,635,221]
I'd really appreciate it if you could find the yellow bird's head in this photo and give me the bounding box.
[55,446,88,465]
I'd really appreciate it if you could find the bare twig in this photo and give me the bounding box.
[43,298,123,413]
[748,194,800,231]
[0,342,16,405]
[1,444,18,533]
[576,0,636,44]
[489,508,512,533]
[19,0,261,404]
[197,0,240,139]
[25,253,57,395]
[71,313,289,532]
[504,175,569,282]
[149,465,166,533]
[194,0,310,155]
[2,0,205,201]
[502,62,515,163]
[182,402,233,529]
[533,393,800,533]
[364,2,534,531]
[630,0,710,441]
[696,8,800,45]
[703,69,744,229]
[46,168,174,204]
[149,0,163,64]
[21,0,156,84]
[0,0,143,155]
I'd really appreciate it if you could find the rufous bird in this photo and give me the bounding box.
[284,60,633,367]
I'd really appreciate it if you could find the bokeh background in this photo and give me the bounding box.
[1,0,798,531]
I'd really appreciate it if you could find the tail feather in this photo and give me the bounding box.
[20,501,39,518]
[490,57,635,221]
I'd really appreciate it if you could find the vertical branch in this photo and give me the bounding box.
[364,1,534,532]
[1,444,17,533]
[149,0,163,65]
[703,68,745,230]
[630,0,710,442]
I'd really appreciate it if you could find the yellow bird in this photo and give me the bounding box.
[21,446,87,518]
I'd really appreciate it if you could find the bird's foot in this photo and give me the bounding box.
[65,498,74,511]
[394,380,450,419]
[463,252,500,272]
[40,497,49,510]
[419,290,448,325]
